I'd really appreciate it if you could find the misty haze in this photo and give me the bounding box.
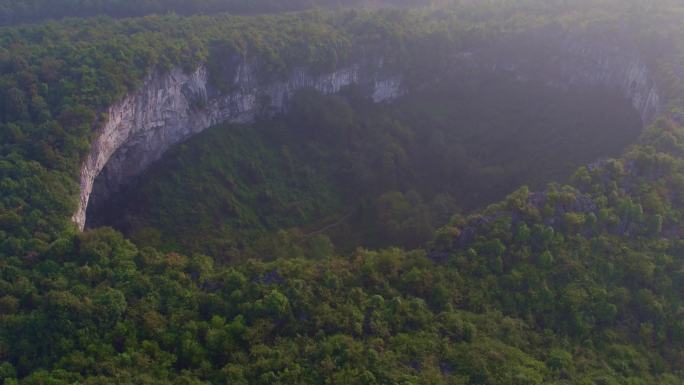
[1,1,683,384]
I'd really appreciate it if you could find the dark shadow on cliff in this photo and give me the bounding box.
[86,71,642,260]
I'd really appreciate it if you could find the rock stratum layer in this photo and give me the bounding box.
[75,32,667,230]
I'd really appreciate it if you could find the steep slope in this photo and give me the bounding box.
[74,59,400,229]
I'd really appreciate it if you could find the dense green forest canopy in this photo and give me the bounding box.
[3,118,684,384]
[0,0,431,25]
[1,0,684,383]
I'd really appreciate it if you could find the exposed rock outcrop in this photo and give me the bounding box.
[75,60,401,229]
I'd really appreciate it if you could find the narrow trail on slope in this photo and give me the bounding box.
[302,211,353,239]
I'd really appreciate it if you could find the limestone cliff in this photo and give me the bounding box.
[75,61,401,229]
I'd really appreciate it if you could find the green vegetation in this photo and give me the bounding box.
[1,1,684,383]
[0,0,427,26]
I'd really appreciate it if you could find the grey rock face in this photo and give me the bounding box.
[75,33,670,230]
[75,61,401,229]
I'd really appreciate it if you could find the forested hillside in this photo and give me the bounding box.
[1,1,684,384]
